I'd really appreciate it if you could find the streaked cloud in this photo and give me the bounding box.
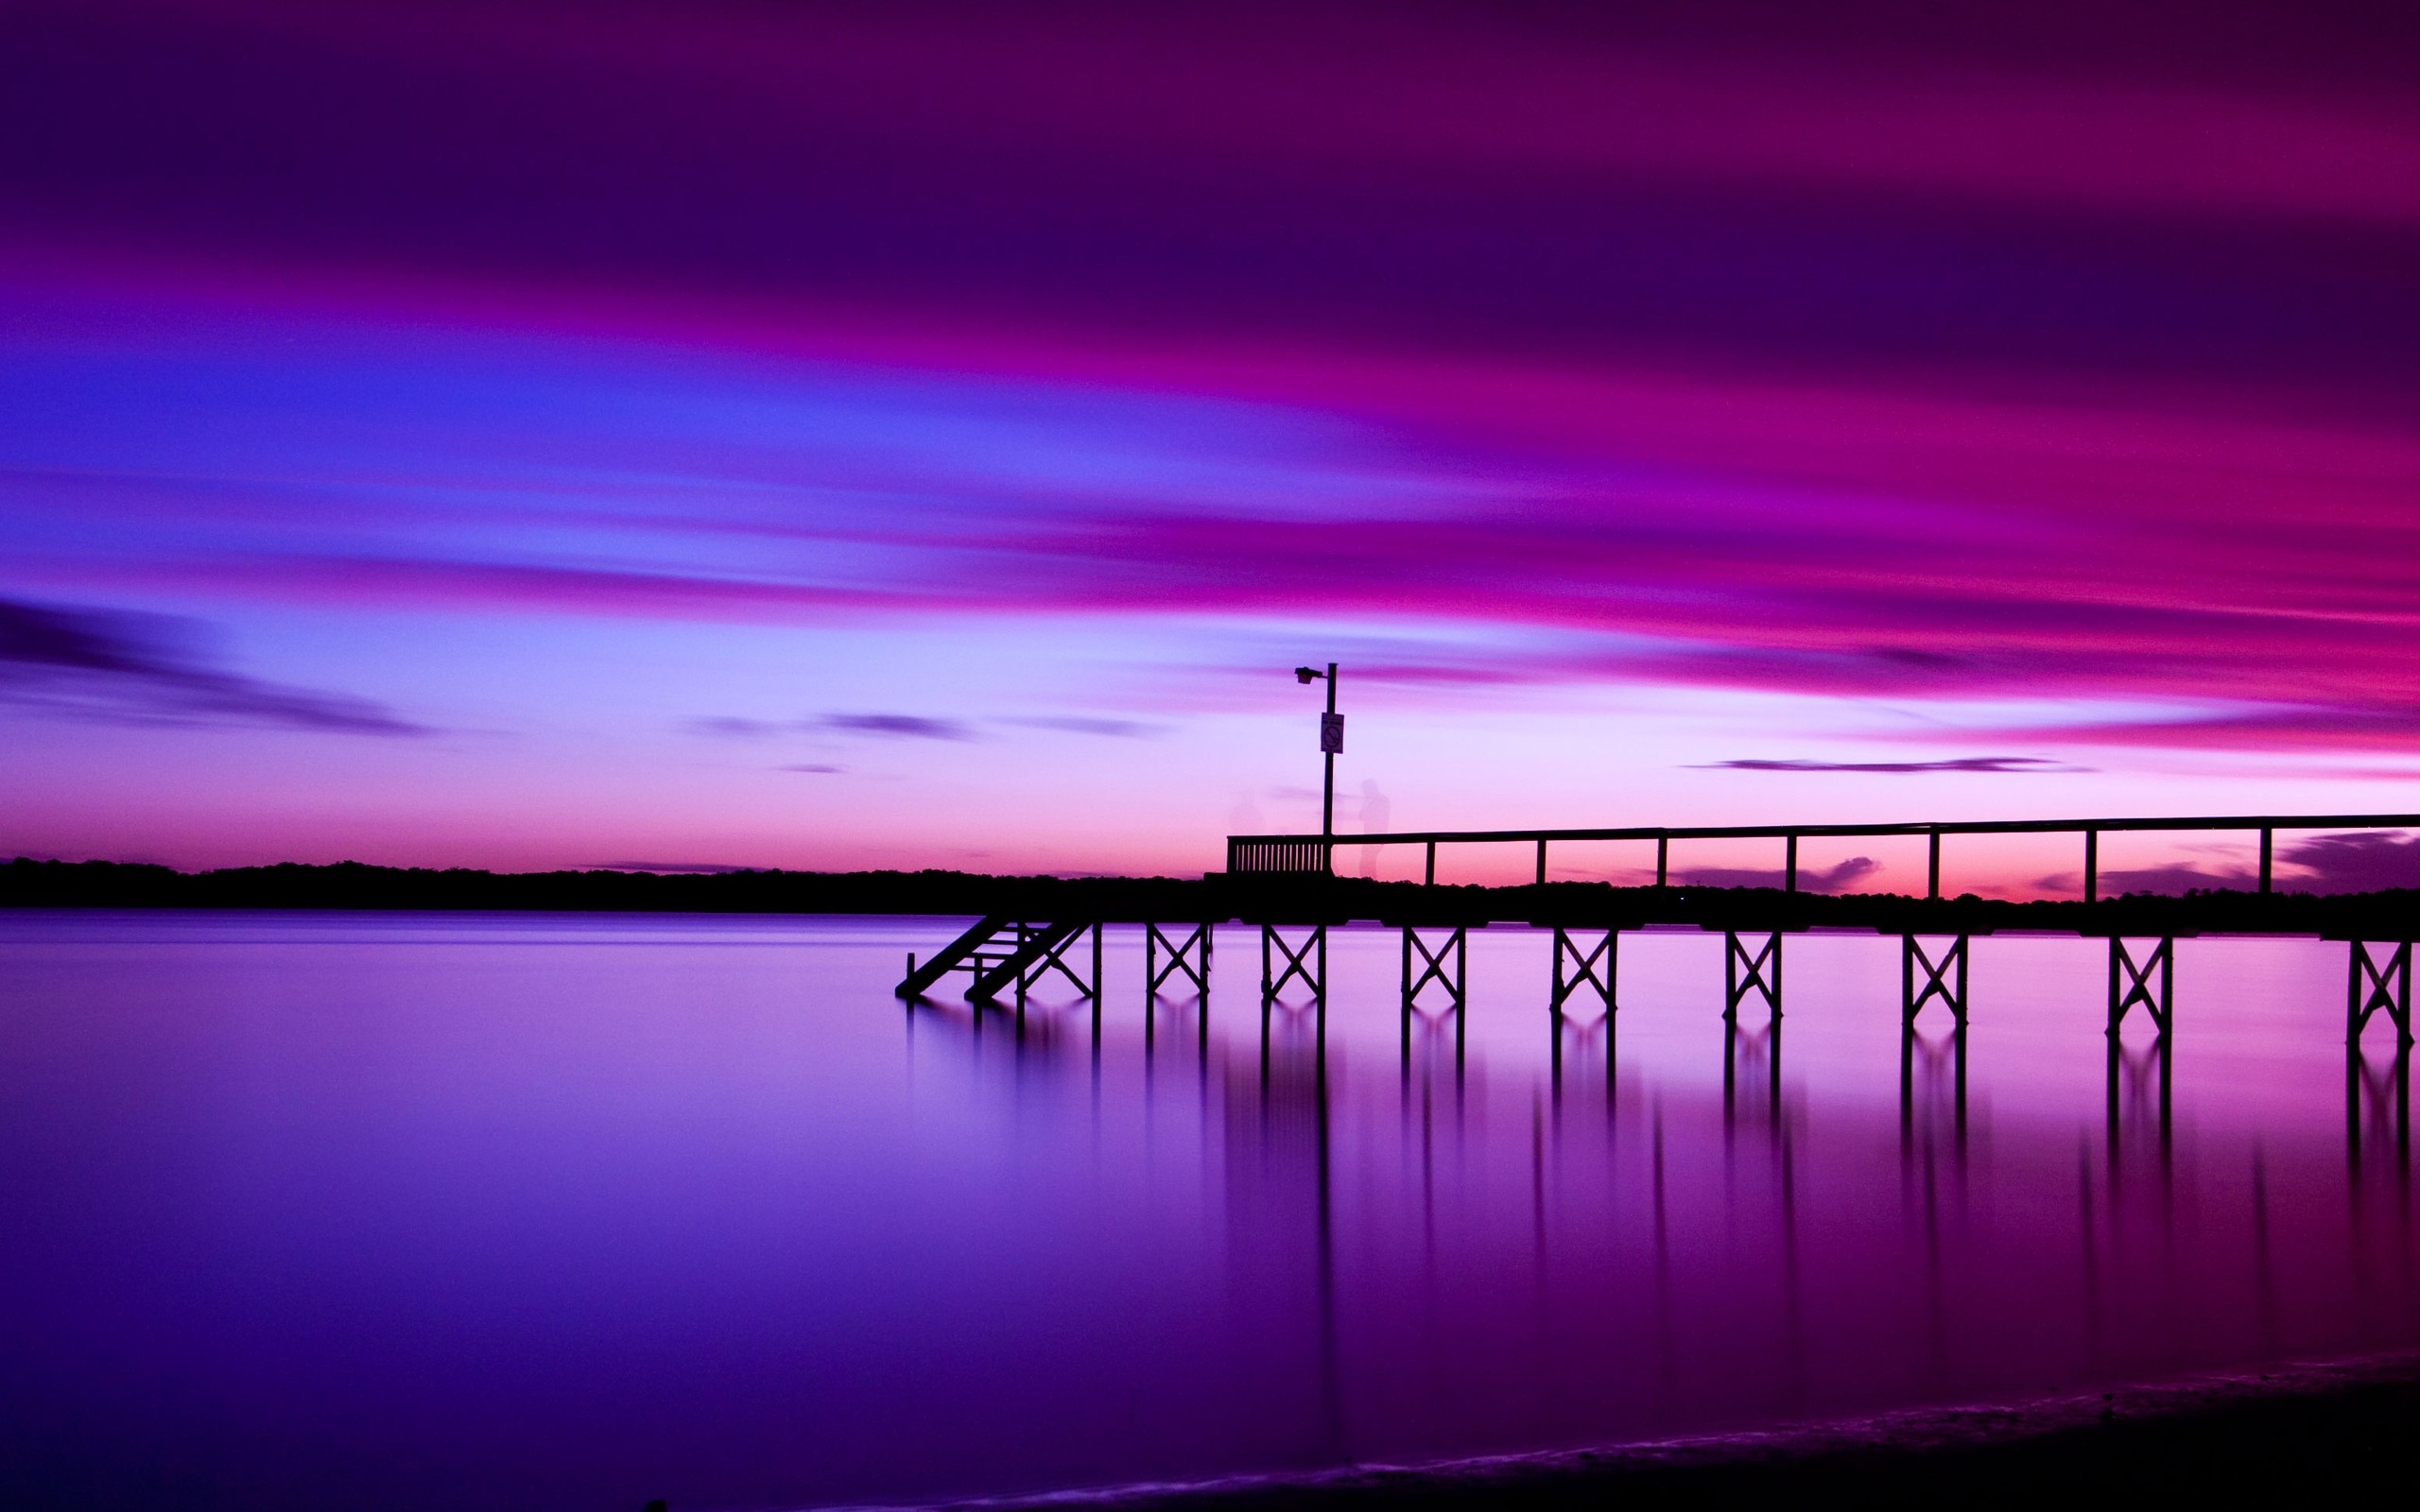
[686,716,786,740]
[1677,856,1882,893]
[994,715,1169,739]
[0,597,427,736]
[1703,757,2087,774]
[819,713,977,742]
[2282,832,2420,893]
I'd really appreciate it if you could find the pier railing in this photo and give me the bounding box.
[1225,813,2420,901]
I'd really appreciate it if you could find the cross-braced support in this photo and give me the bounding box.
[1400,925,1467,1062]
[2106,936,2173,1038]
[975,920,1100,1006]
[2346,939,2414,1046]
[1401,926,1466,1015]
[1724,931,1782,1024]
[1901,935,1969,1028]
[1547,928,1619,1091]
[1026,921,1101,1002]
[1147,921,1213,998]
[1260,923,1326,1006]
[1550,928,1617,1018]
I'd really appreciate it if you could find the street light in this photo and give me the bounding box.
[1292,662,1340,842]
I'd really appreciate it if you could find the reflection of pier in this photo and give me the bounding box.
[904,942,2411,1447]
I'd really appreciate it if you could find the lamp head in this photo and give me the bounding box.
[1293,666,1319,684]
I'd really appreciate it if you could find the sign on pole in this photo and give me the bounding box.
[1320,713,1344,754]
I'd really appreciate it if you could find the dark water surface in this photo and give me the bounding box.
[0,912,2412,1510]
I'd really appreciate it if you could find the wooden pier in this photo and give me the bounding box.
[897,814,2420,1111]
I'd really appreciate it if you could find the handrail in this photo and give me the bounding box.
[1225,813,2420,899]
[1229,813,2420,846]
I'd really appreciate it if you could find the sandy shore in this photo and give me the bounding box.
[898,1353,2420,1510]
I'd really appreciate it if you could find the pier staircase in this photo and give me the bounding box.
[894,915,1098,1002]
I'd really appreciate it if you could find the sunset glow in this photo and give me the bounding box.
[8,1,2420,889]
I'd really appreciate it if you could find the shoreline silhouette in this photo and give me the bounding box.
[9,854,2420,938]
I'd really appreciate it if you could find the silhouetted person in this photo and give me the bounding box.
[1227,787,1267,834]
[1357,779,1390,878]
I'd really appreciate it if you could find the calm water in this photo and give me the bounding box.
[0,911,2412,1510]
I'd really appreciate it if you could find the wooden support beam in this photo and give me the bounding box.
[1901,935,1969,1028]
[1724,931,1783,1024]
[2106,936,2172,1037]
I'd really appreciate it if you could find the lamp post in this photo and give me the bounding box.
[1293,662,1340,852]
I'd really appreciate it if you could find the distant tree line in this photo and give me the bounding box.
[7,855,2418,936]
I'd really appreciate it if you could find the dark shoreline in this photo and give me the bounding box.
[902,1354,2420,1509]
[7,855,2417,936]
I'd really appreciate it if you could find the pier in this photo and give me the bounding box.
[897,812,2420,1103]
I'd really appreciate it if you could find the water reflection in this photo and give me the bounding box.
[1,918,2416,1510]
[2348,1042,2411,1173]
[1901,1022,1966,1144]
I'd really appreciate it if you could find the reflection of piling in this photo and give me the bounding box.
[2106,1031,2172,1152]
[1723,1018,1782,1125]
[1223,1027,1343,1461]
[1900,1022,1966,1147]
[2252,1147,2279,1353]
[2348,1040,2412,1174]
[1650,1107,1678,1395]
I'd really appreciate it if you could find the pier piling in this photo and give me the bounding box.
[1261,923,1327,1009]
[1400,925,1468,1060]
[1902,935,1970,1029]
[2106,936,2174,1038]
[1725,931,1783,1025]
[2347,939,2414,1046]
[1146,922,1212,999]
[1549,928,1617,1019]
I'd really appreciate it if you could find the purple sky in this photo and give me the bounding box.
[7,0,2420,891]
